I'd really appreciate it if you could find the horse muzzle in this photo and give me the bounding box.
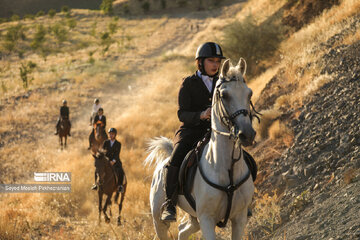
[237,126,256,147]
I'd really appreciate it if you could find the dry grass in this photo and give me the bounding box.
[248,191,281,236]
[1,0,358,239]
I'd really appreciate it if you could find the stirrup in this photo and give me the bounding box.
[91,184,98,190]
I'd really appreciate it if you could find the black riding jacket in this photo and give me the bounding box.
[175,72,218,144]
[60,106,69,119]
[102,139,121,166]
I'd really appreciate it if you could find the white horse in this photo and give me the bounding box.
[144,58,256,240]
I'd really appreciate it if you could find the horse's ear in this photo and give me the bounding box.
[237,58,247,77]
[221,59,231,77]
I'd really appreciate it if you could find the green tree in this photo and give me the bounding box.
[30,24,46,50]
[3,24,26,53]
[48,9,56,18]
[67,18,77,29]
[36,10,45,17]
[100,0,114,15]
[10,14,20,21]
[50,23,68,44]
[61,6,70,13]
[19,61,37,89]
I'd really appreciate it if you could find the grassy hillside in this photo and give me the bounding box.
[0,0,359,239]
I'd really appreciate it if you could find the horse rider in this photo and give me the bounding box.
[88,107,107,150]
[161,42,226,222]
[92,128,124,192]
[90,98,101,126]
[55,99,71,136]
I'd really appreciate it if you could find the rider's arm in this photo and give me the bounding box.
[177,78,202,126]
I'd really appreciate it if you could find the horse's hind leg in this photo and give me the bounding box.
[150,177,170,239]
[117,183,126,226]
[178,215,200,240]
[64,136,67,148]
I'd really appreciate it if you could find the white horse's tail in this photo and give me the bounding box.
[144,136,173,167]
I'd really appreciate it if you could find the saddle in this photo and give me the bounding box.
[178,133,257,212]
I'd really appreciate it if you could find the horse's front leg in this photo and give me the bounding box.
[231,210,248,240]
[59,136,63,149]
[103,194,112,223]
[64,136,67,148]
[98,190,103,224]
[178,215,200,240]
[198,214,217,240]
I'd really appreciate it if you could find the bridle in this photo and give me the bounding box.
[212,76,261,140]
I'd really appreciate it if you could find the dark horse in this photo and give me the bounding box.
[93,151,127,225]
[59,117,70,149]
[91,123,107,153]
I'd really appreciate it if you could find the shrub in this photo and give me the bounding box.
[100,0,114,15]
[222,15,285,77]
[50,23,68,44]
[67,18,77,29]
[48,9,56,18]
[19,61,36,89]
[142,2,150,13]
[61,5,70,13]
[36,10,45,17]
[30,24,46,49]
[108,22,117,34]
[0,18,7,23]
[3,24,26,52]
[10,14,20,21]
[23,14,35,20]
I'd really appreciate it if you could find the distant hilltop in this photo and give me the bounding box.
[0,0,102,18]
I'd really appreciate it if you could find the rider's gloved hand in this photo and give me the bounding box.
[200,107,211,120]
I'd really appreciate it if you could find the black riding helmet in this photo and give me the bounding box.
[195,42,225,77]
[108,128,117,134]
[94,98,100,104]
[62,99,67,104]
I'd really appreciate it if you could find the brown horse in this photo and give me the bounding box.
[59,118,70,149]
[91,122,108,153]
[93,151,127,226]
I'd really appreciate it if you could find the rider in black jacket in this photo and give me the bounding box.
[92,128,124,192]
[161,42,226,222]
[55,99,71,136]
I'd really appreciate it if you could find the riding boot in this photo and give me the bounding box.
[91,172,98,190]
[161,165,179,222]
[55,119,60,135]
[88,135,92,150]
[117,168,124,193]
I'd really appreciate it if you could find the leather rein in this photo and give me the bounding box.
[196,76,260,228]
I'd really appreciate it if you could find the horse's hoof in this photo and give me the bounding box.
[105,217,110,223]
[117,217,121,226]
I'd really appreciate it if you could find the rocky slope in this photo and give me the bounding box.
[251,28,360,240]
